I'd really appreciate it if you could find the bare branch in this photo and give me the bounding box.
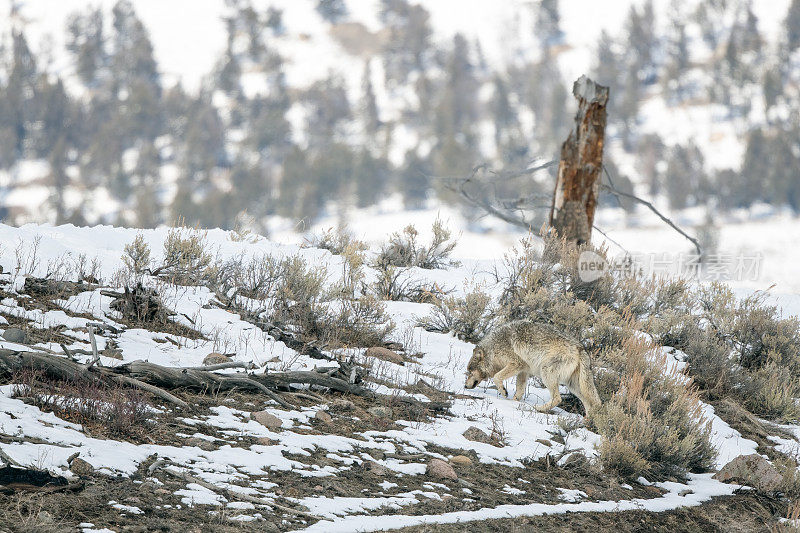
[600,165,702,256]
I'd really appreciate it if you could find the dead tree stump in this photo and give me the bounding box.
[549,75,609,245]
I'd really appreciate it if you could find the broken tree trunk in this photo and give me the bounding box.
[549,75,609,245]
[0,349,450,413]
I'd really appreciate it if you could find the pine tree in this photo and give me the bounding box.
[381,0,433,85]
[361,61,381,139]
[48,136,69,224]
[400,149,431,209]
[316,0,348,23]
[66,8,106,87]
[787,0,800,52]
[534,0,563,49]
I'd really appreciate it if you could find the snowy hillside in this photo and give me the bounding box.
[0,221,799,530]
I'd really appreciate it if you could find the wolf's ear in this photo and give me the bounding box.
[473,347,485,361]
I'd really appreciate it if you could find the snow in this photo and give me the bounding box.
[0,220,796,527]
[295,474,738,532]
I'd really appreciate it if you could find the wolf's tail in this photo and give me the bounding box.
[577,350,602,412]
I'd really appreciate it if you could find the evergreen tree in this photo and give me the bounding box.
[353,150,391,208]
[400,149,432,209]
[787,0,800,52]
[534,0,563,49]
[361,61,381,139]
[316,0,348,24]
[304,74,351,150]
[664,143,708,209]
[66,8,106,87]
[380,0,433,85]
[48,136,69,224]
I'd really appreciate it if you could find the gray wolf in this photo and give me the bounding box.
[464,320,601,414]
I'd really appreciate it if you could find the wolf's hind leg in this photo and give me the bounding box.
[533,369,562,413]
[513,372,529,401]
[493,363,522,398]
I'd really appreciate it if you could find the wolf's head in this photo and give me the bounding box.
[464,346,490,389]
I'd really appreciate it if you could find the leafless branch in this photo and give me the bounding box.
[600,165,702,256]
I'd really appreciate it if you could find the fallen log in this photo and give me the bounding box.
[0,349,450,414]
[110,360,291,409]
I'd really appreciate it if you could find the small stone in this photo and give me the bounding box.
[331,398,355,412]
[462,426,491,444]
[314,410,332,424]
[365,346,405,365]
[185,437,215,451]
[256,437,277,446]
[203,352,230,365]
[251,410,282,430]
[102,348,123,360]
[450,455,472,466]
[535,438,553,447]
[364,460,388,475]
[2,327,28,344]
[714,454,782,492]
[367,449,386,461]
[368,406,393,419]
[69,457,95,476]
[426,458,457,480]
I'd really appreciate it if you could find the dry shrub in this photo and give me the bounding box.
[375,218,459,270]
[588,337,717,480]
[323,294,395,348]
[492,232,717,480]
[159,224,215,285]
[237,254,283,301]
[272,254,394,348]
[122,233,151,277]
[416,286,495,343]
[306,226,366,257]
[373,264,447,303]
[662,282,800,422]
[11,368,152,440]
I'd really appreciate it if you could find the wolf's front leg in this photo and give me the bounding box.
[513,372,529,401]
[493,363,521,398]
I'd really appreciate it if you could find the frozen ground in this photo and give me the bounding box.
[0,221,796,530]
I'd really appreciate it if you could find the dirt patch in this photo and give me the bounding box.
[0,475,281,533]
[395,491,787,532]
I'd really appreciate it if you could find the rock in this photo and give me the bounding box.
[256,437,277,446]
[714,454,782,492]
[314,410,332,424]
[203,352,230,365]
[251,410,282,430]
[363,460,388,475]
[185,437,215,451]
[69,458,95,476]
[535,438,553,447]
[462,426,491,444]
[450,455,472,466]
[367,449,386,461]
[365,346,405,365]
[368,406,393,419]
[426,458,457,480]
[2,327,28,344]
[331,398,355,412]
[102,348,123,360]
